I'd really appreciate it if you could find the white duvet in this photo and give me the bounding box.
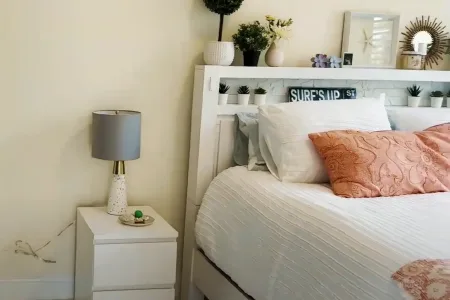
[195,167,450,300]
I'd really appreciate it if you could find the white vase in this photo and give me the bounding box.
[408,96,421,107]
[431,97,444,108]
[265,40,285,67]
[254,94,267,105]
[238,94,250,106]
[204,41,235,66]
[218,94,228,105]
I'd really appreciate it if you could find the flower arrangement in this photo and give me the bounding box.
[265,15,293,43]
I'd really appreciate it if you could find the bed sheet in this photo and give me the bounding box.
[195,166,450,300]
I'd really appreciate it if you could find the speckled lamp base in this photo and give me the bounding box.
[107,174,128,215]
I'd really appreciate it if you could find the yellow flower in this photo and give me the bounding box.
[266,15,276,22]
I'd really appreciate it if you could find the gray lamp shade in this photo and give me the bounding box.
[92,110,141,161]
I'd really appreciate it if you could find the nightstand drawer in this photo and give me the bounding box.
[93,289,175,300]
[93,242,176,290]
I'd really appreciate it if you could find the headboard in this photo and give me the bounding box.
[180,65,450,300]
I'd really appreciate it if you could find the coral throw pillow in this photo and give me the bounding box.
[308,123,450,198]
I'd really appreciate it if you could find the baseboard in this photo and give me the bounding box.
[0,278,73,300]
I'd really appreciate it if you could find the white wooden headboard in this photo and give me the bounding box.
[180,65,450,300]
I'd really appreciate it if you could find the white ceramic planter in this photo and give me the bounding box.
[238,94,250,106]
[204,41,235,66]
[254,94,267,105]
[407,96,421,107]
[431,97,444,108]
[218,94,228,105]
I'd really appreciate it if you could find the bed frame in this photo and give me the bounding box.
[180,65,450,300]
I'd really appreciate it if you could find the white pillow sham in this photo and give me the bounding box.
[387,107,450,131]
[258,99,392,183]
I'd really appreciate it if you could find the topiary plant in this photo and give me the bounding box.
[237,85,250,94]
[232,21,270,52]
[219,83,230,94]
[204,0,245,42]
[430,91,444,97]
[255,87,267,95]
[407,84,422,97]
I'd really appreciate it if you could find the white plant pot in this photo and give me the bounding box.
[238,94,250,106]
[431,97,444,108]
[407,96,421,107]
[204,41,235,66]
[254,94,267,106]
[265,41,285,67]
[218,94,228,105]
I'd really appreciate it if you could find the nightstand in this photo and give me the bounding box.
[74,206,178,300]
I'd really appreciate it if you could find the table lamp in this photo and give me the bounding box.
[92,110,141,215]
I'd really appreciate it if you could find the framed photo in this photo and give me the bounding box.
[342,52,354,67]
[341,11,400,68]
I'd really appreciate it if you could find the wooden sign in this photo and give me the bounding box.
[289,87,357,102]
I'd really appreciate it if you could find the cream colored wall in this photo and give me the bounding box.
[0,0,449,298]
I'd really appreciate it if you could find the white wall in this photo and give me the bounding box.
[0,0,449,299]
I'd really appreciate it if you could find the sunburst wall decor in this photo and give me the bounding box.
[400,16,449,68]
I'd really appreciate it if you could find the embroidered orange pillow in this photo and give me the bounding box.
[308,124,450,198]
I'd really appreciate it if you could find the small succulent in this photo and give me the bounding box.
[237,85,250,94]
[311,54,328,68]
[219,83,230,94]
[407,84,422,97]
[430,91,444,97]
[328,56,342,68]
[255,87,267,95]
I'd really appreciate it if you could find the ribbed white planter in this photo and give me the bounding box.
[431,97,444,108]
[407,96,421,107]
[238,94,250,106]
[218,94,228,105]
[204,41,235,66]
[254,94,267,105]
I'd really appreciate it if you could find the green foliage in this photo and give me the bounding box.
[203,0,244,15]
[255,87,267,94]
[219,83,230,94]
[232,21,270,52]
[430,90,444,97]
[237,85,250,94]
[407,84,422,97]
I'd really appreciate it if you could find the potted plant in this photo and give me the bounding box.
[232,21,270,67]
[430,91,444,108]
[203,0,244,66]
[447,91,450,108]
[218,83,230,105]
[254,87,267,105]
[237,85,250,105]
[265,16,293,67]
[406,84,422,107]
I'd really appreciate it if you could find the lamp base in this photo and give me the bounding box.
[107,174,128,215]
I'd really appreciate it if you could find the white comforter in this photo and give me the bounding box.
[195,167,450,300]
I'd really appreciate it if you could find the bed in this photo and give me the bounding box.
[181,66,450,300]
[196,166,450,300]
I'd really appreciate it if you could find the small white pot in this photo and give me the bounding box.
[431,97,444,108]
[238,94,250,106]
[218,94,228,105]
[254,94,267,105]
[204,41,235,66]
[407,96,421,107]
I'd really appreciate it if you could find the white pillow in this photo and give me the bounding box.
[387,107,450,131]
[258,99,391,183]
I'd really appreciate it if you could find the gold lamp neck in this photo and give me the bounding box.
[113,161,125,175]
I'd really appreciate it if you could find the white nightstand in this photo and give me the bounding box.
[74,206,178,300]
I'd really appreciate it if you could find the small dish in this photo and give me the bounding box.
[119,214,155,227]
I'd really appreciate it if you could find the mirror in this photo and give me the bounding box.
[412,31,433,54]
[400,16,449,68]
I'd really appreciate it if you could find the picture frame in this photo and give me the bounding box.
[341,11,400,69]
[342,52,354,68]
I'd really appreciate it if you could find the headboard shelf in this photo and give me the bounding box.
[197,65,450,83]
